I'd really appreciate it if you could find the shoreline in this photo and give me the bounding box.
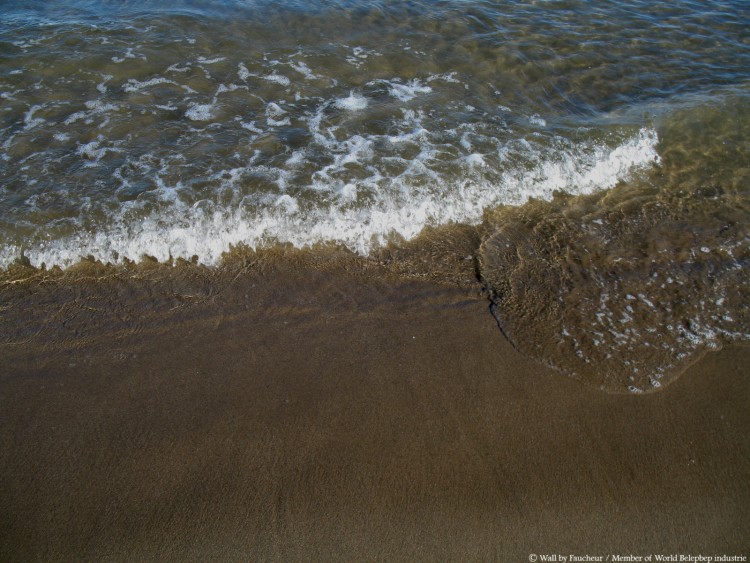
[1,260,749,559]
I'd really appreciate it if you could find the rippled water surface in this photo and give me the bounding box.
[2,0,749,391]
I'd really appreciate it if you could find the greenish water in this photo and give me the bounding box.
[1,0,749,391]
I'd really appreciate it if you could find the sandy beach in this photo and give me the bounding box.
[1,256,748,561]
[2,0,749,560]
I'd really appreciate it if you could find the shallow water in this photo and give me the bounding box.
[1,0,749,391]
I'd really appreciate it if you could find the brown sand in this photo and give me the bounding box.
[1,259,748,560]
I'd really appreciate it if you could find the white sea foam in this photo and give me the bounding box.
[23,105,46,130]
[345,45,381,67]
[240,120,264,133]
[275,194,299,213]
[65,100,119,125]
[124,77,177,92]
[387,79,433,102]
[77,139,106,161]
[1,128,661,269]
[238,62,253,81]
[111,47,140,63]
[167,63,191,73]
[464,153,486,168]
[528,114,547,127]
[289,60,320,80]
[286,150,306,166]
[265,102,290,126]
[216,84,247,96]
[266,102,286,117]
[185,103,215,121]
[197,56,226,65]
[335,91,368,111]
[263,73,291,86]
[426,72,461,84]
[76,137,123,165]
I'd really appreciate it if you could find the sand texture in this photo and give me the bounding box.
[1,260,748,560]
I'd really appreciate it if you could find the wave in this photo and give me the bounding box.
[0,129,659,269]
[480,101,750,393]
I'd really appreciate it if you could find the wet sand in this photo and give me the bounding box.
[1,257,748,560]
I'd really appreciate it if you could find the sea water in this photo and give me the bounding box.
[1,0,749,391]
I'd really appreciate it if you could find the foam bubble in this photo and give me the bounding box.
[185,103,214,121]
[197,56,226,65]
[388,79,433,102]
[65,100,119,125]
[266,102,286,117]
[275,194,299,213]
[263,73,291,87]
[23,105,46,130]
[96,75,113,94]
[464,154,486,168]
[167,63,191,73]
[265,102,290,126]
[240,120,263,133]
[286,150,306,166]
[76,137,122,164]
[124,77,177,92]
[335,92,368,111]
[238,62,253,81]
[528,114,546,127]
[289,60,320,80]
[1,128,661,269]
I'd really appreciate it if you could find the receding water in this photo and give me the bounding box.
[1,0,749,391]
